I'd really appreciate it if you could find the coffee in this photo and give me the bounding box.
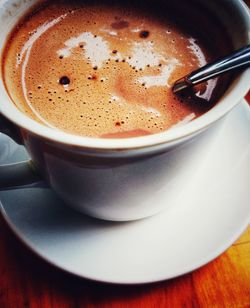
[2,0,231,138]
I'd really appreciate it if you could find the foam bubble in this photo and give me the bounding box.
[196,78,217,101]
[170,113,196,129]
[131,28,141,33]
[4,1,220,138]
[141,107,161,117]
[138,58,181,88]
[101,28,118,36]
[57,32,111,68]
[188,37,207,67]
[17,13,68,67]
[188,38,217,100]
[126,41,163,69]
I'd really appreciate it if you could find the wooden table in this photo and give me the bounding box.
[1,102,250,308]
[0,221,249,308]
[1,1,250,306]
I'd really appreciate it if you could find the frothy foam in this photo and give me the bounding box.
[3,0,224,138]
[126,41,162,70]
[18,13,69,128]
[58,32,111,68]
[138,59,181,88]
[188,37,217,101]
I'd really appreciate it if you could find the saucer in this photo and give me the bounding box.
[0,101,250,284]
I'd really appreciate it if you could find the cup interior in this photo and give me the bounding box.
[0,0,249,151]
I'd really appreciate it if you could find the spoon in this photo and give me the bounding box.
[172,44,250,93]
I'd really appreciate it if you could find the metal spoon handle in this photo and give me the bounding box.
[173,44,250,93]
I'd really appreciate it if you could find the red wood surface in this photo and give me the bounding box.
[0,214,249,308]
[1,0,250,302]
[0,93,249,307]
[245,91,250,104]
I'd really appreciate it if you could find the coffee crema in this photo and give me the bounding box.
[2,0,231,138]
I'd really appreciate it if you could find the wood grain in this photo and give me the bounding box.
[0,214,249,308]
[1,110,250,307]
[1,0,250,299]
[1,101,250,306]
[0,87,250,306]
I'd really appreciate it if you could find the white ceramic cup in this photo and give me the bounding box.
[0,0,249,221]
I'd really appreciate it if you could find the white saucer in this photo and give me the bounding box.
[0,101,250,284]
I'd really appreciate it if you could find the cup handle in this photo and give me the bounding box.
[0,161,44,190]
[0,113,23,145]
[0,114,44,190]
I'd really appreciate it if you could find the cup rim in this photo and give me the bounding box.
[0,0,249,151]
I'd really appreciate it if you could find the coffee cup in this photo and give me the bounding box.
[0,0,249,221]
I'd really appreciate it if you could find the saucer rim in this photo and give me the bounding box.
[0,199,249,285]
[0,100,250,284]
